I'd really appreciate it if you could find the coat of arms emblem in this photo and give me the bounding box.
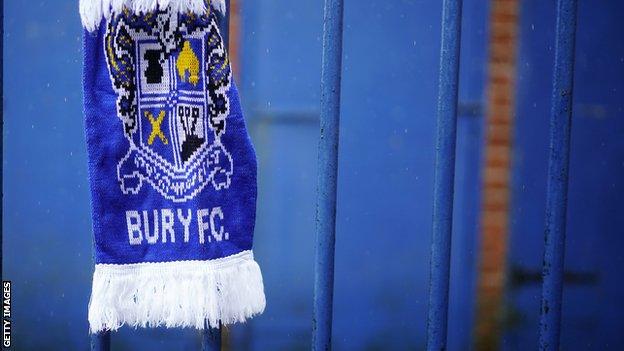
[105,8,233,202]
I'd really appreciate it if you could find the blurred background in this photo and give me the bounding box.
[3,0,624,350]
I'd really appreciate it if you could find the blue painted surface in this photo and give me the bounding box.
[426,0,463,349]
[4,2,93,350]
[198,5,229,350]
[312,0,344,350]
[539,0,578,349]
[507,0,624,350]
[448,1,488,348]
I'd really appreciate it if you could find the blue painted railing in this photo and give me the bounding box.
[539,0,578,350]
[310,0,578,349]
[312,0,344,350]
[426,0,463,350]
[202,322,222,351]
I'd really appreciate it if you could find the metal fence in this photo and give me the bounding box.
[91,0,578,349]
[313,0,577,350]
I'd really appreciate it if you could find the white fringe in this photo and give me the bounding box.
[88,250,265,333]
[79,0,227,32]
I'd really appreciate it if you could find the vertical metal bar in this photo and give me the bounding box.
[538,0,578,349]
[202,322,222,351]
[426,0,463,350]
[90,331,110,351]
[312,0,344,350]
[200,2,229,349]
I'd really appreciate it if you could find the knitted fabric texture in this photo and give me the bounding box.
[81,0,265,333]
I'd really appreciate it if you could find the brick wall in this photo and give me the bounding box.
[475,0,519,349]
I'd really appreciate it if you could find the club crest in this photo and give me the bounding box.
[105,7,233,202]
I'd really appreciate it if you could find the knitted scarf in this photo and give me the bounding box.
[80,0,265,333]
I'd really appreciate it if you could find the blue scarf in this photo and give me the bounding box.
[81,0,265,332]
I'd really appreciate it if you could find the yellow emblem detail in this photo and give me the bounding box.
[145,110,168,145]
[176,41,200,86]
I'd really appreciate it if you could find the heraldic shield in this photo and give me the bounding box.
[82,1,265,333]
[106,8,233,202]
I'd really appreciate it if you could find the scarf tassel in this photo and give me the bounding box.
[88,250,265,333]
[79,0,227,32]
